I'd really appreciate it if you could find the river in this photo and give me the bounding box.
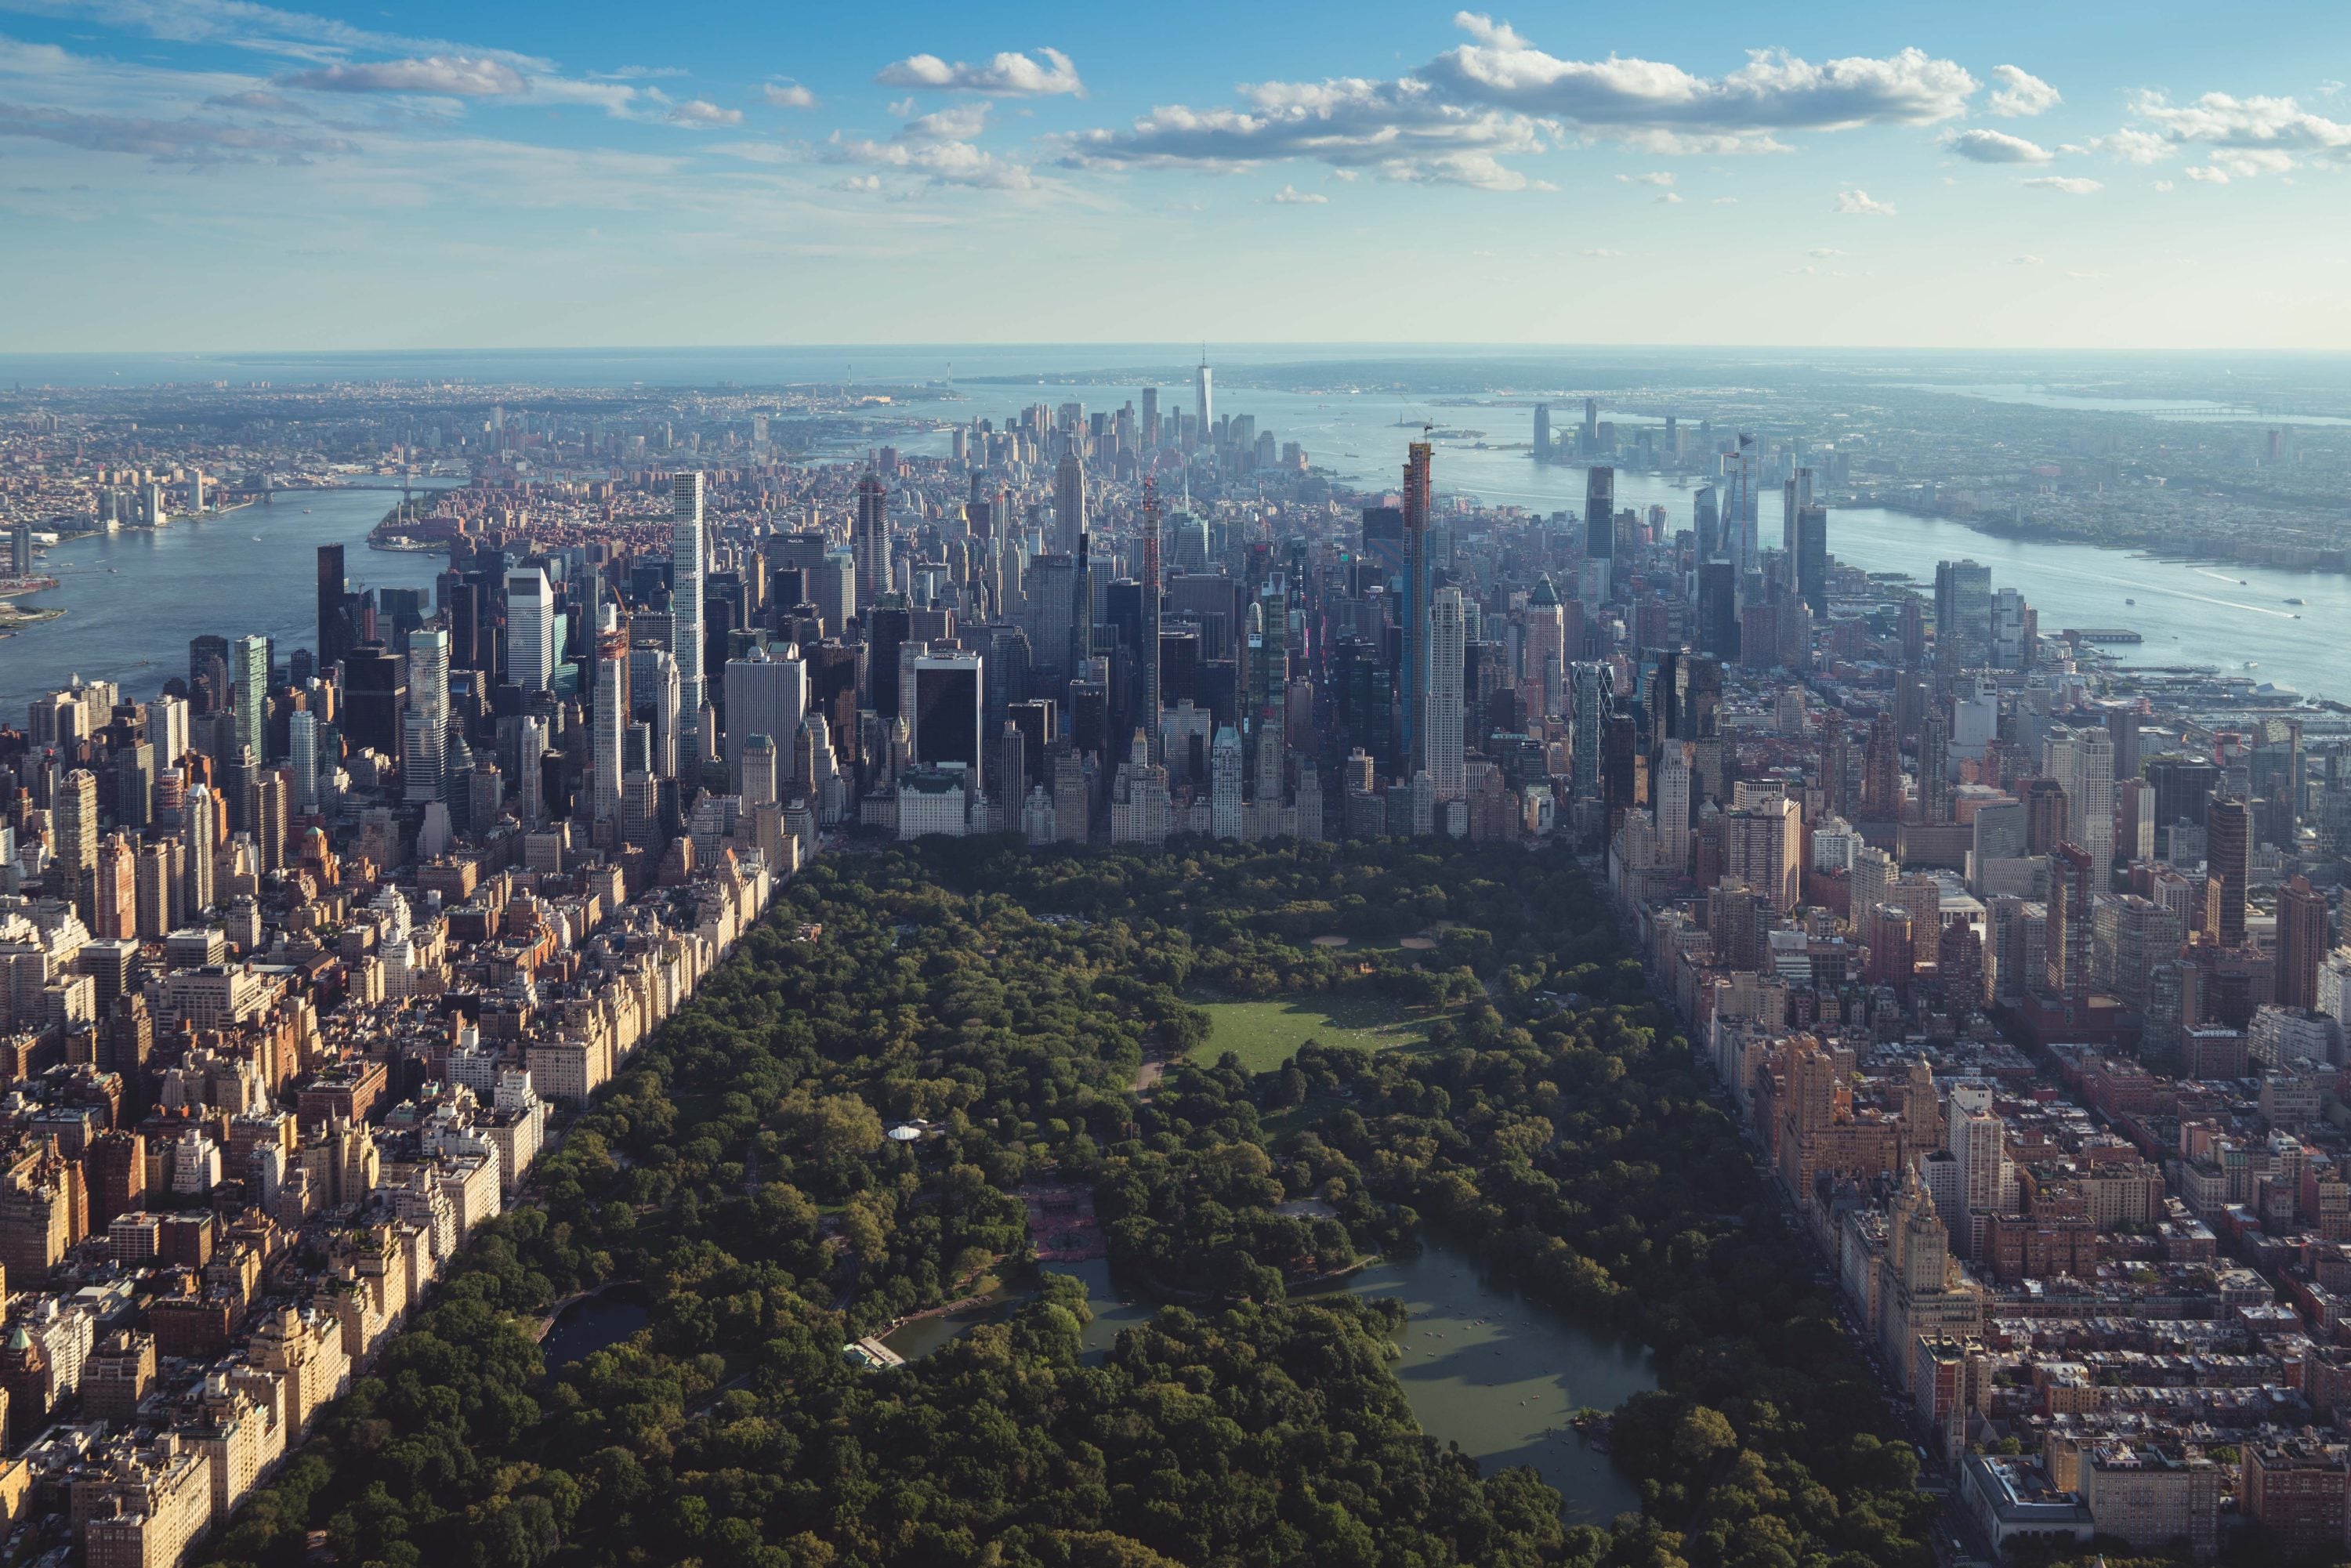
[2,484,451,719]
[884,1241,1654,1523]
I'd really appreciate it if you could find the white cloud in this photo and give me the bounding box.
[831,172,881,193]
[2022,175,2101,193]
[1946,127,2052,164]
[1422,22,1976,139]
[1655,190,1682,203]
[1579,246,1624,255]
[901,102,990,142]
[875,47,1083,98]
[1986,64,2059,117]
[2132,89,2351,155]
[2089,128,2172,165]
[1835,186,1895,215]
[825,129,1034,189]
[1617,169,1674,185]
[1266,183,1325,204]
[2202,147,2297,179]
[2153,179,2174,190]
[761,81,816,110]
[1064,16,1973,190]
[2184,165,2231,183]
[1061,76,1546,190]
[667,98,741,127]
[1808,246,1844,256]
[1711,194,1737,203]
[278,55,523,96]
[2010,254,2043,265]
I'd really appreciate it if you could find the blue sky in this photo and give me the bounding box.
[1,1,2346,352]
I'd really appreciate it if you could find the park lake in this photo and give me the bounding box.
[879,1239,1655,1524]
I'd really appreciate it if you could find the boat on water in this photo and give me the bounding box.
[252,535,264,542]
[2125,598,2135,605]
[2286,597,2306,605]
[2245,661,2260,669]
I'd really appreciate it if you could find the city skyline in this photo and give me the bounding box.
[1,2,2349,351]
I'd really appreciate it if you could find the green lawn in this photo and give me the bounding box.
[1190,994,1431,1074]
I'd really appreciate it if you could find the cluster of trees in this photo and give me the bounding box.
[204,836,1933,1568]
[205,846,1568,1568]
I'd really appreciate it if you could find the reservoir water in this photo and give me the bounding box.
[885,1240,1655,1523]
[542,1287,652,1367]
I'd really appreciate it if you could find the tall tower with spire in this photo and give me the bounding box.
[1194,348,1213,445]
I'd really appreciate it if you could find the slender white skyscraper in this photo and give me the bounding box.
[506,569,555,693]
[672,472,706,741]
[1194,353,1213,442]
[592,608,627,824]
[1425,586,1466,798]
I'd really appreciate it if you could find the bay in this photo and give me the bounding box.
[2,484,449,718]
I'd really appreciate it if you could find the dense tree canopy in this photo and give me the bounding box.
[202,836,1932,1568]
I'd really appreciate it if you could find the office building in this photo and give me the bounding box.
[726,649,808,794]
[911,651,984,773]
[506,569,556,694]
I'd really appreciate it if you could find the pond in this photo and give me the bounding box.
[542,1286,651,1367]
[879,1238,1656,1523]
[1310,1238,1656,1523]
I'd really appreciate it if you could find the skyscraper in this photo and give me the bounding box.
[1584,465,1615,592]
[1139,478,1163,763]
[1426,585,1466,798]
[1730,433,1759,570]
[54,767,100,919]
[592,614,628,824]
[317,545,353,673]
[506,569,556,694]
[1400,441,1433,778]
[2044,725,2116,871]
[1781,466,1815,556]
[1523,574,1565,719]
[1194,353,1213,441]
[1533,404,1552,459]
[1570,661,1610,798]
[231,634,269,760]
[726,648,808,793]
[1795,504,1829,617]
[1053,453,1087,556]
[911,650,986,774]
[2205,796,2251,947]
[403,628,451,805]
[672,472,707,740]
[2278,874,2328,1011]
[288,709,318,815]
[1140,386,1160,448]
[1933,559,1994,670]
[853,470,892,613]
